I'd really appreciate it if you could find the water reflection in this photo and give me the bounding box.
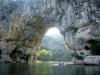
[0,63,100,75]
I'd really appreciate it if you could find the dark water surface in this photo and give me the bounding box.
[0,63,100,75]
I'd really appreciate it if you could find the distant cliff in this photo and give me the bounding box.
[41,35,72,61]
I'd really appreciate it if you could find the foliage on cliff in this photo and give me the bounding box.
[37,50,52,61]
[41,34,72,61]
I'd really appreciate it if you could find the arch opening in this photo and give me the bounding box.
[37,27,72,61]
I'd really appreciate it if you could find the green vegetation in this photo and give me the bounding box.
[37,50,52,61]
[71,52,84,60]
[37,49,73,61]
[51,52,72,61]
[40,33,73,61]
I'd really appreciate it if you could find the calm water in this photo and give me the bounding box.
[0,63,100,75]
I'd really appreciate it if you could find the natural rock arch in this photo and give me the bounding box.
[0,0,100,62]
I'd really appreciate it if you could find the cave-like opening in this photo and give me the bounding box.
[87,39,100,55]
[37,27,72,61]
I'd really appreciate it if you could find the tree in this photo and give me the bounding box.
[37,50,52,61]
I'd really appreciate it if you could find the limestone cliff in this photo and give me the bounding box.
[0,0,100,62]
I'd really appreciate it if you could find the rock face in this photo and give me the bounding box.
[0,0,100,62]
[0,0,47,62]
[57,0,100,51]
[84,56,100,65]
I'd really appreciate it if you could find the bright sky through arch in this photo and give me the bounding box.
[45,27,61,36]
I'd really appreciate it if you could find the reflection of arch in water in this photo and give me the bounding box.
[8,64,36,75]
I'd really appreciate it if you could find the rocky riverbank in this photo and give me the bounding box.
[73,56,100,66]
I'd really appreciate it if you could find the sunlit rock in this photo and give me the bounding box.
[0,0,100,62]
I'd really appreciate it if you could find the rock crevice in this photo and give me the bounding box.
[0,0,100,62]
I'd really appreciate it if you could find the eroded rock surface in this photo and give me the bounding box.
[0,0,100,62]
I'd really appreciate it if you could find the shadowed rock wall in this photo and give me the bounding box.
[0,0,100,62]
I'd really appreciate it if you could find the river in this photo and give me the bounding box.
[0,63,100,75]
